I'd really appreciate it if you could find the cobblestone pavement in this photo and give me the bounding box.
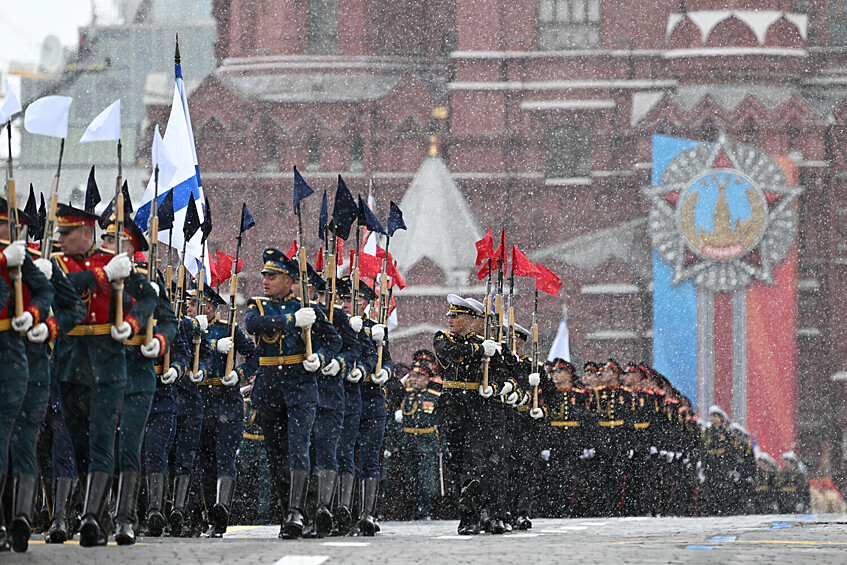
[14,513,847,565]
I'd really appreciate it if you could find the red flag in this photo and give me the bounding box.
[387,260,406,289]
[215,250,244,283]
[208,251,219,286]
[359,252,382,279]
[315,247,324,271]
[133,251,147,263]
[475,228,494,266]
[511,245,540,277]
[535,262,562,296]
[478,228,508,279]
[336,237,343,266]
[286,240,298,259]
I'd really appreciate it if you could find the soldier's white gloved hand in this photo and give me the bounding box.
[347,368,364,383]
[370,324,386,344]
[141,338,161,358]
[150,281,160,296]
[194,314,208,332]
[303,353,321,372]
[394,409,403,423]
[12,311,34,332]
[372,368,390,385]
[498,381,514,397]
[222,370,239,386]
[579,449,591,460]
[190,370,204,383]
[383,450,392,458]
[34,258,53,279]
[294,307,316,328]
[161,367,179,384]
[650,446,658,455]
[528,372,540,387]
[103,252,131,281]
[517,393,530,407]
[321,359,341,376]
[506,392,520,406]
[666,452,675,463]
[481,339,499,357]
[529,407,544,419]
[27,322,50,343]
[216,336,234,354]
[627,449,635,459]
[2,240,26,267]
[110,321,132,342]
[478,384,494,398]
[349,315,363,334]
[540,449,551,461]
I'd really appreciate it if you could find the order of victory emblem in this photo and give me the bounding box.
[644,135,803,292]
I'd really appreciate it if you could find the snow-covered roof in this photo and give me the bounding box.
[216,72,404,104]
[521,99,616,111]
[390,155,481,284]
[666,11,807,44]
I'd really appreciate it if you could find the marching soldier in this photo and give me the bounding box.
[244,248,341,539]
[701,405,733,516]
[100,218,178,545]
[196,285,258,537]
[53,203,157,547]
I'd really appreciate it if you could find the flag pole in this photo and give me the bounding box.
[191,237,207,376]
[508,254,516,355]
[113,138,125,330]
[296,200,312,356]
[374,234,390,375]
[40,138,65,259]
[163,225,174,369]
[224,204,246,376]
[482,257,493,391]
[532,286,540,410]
[145,163,159,344]
[351,222,361,318]
[5,120,23,322]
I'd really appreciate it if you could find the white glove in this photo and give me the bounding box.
[498,381,514,397]
[303,353,321,372]
[194,314,208,332]
[12,311,34,332]
[650,446,658,456]
[349,315,363,334]
[579,449,591,460]
[34,258,53,279]
[321,359,341,376]
[161,367,179,384]
[27,323,50,343]
[150,281,160,296]
[529,407,544,419]
[394,409,403,423]
[479,384,494,398]
[103,252,131,281]
[517,393,529,407]
[383,450,392,458]
[540,449,551,461]
[627,449,635,459]
[2,240,26,267]
[370,324,386,343]
[666,452,675,463]
[481,339,499,357]
[372,368,390,385]
[294,307,316,328]
[216,336,234,354]
[506,392,519,406]
[222,370,239,386]
[190,370,204,383]
[528,372,540,387]
[110,321,132,342]
[347,368,363,383]
[141,338,161,358]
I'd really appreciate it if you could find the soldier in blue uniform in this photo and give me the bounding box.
[244,248,341,539]
[100,219,178,545]
[195,285,258,537]
[53,204,157,547]
[333,276,378,536]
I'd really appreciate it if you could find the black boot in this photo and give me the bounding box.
[331,473,354,536]
[457,479,480,535]
[280,470,309,539]
[79,471,111,547]
[114,472,140,545]
[11,474,38,552]
[314,469,337,538]
[145,474,167,537]
[356,478,379,537]
[208,476,236,538]
[168,475,191,536]
[38,478,52,534]
[0,473,8,552]
[46,477,74,543]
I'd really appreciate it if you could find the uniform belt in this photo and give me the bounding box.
[243,433,264,441]
[68,323,112,336]
[551,421,580,427]
[598,419,624,428]
[517,405,529,412]
[755,486,770,492]
[708,449,726,455]
[199,377,224,386]
[124,335,146,345]
[403,426,436,434]
[0,318,10,332]
[781,487,797,492]
[442,381,479,390]
[259,354,306,366]
[634,422,651,429]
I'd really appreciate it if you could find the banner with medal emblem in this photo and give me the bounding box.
[646,134,802,457]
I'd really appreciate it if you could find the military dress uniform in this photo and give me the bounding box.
[196,289,258,537]
[243,249,341,539]
[53,205,157,547]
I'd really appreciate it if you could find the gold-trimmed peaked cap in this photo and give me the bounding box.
[261,247,298,278]
[446,293,482,318]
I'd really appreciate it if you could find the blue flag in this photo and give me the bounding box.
[386,200,406,237]
[158,189,174,232]
[84,165,100,213]
[357,194,385,235]
[318,189,328,241]
[333,175,357,241]
[24,184,39,238]
[293,166,314,213]
[241,203,255,233]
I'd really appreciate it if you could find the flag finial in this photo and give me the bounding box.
[174,34,181,65]
[428,135,438,157]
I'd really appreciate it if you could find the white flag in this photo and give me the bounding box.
[547,307,571,362]
[152,125,177,189]
[24,95,73,138]
[80,99,121,143]
[0,79,21,123]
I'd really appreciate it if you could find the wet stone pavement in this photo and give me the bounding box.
[14,513,847,565]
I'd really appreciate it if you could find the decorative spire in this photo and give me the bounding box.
[174,33,181,66]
